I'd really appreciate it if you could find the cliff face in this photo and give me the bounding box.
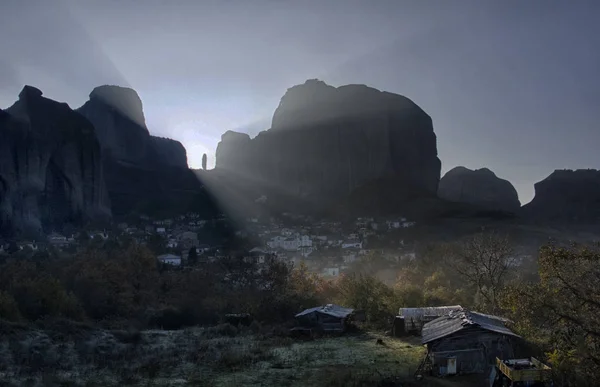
[77,85,214,218]
[522,169,600,222]
[77,85,187,168]
[150,136,188,168]
[215,79,441,213]
[0,86,111,236]
[438,166,521,212]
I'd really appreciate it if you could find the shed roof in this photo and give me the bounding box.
[399,305,462,318]
[295,304,354,319]
[421,308,520,344]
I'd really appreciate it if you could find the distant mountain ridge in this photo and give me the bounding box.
[2,80,599,236]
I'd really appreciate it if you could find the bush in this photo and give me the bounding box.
[249,320,262,334]
[111,328,142,346]
[147,307,196,330]
[13,277,84,321]
[35,317,94,341]
[204,323,238,338]
[0,291,21,321]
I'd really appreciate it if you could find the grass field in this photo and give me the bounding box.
[0,320,485,386]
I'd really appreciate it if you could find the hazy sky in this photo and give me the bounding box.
[1,0,599,204]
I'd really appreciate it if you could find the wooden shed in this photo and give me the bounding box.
[295,304,354,333]
[417,308,519,376]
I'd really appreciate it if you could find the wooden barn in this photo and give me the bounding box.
[397,305,462,335]
[294,304,355,333]
[417,308,520,376]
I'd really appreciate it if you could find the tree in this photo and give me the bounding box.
[502,243,600,386]
[188,247,198,266]
[445,232,516,313]
[202,153,207,170]
[334,273,396,326]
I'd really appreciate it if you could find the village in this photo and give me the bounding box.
[0,212,420,279]
[0,213,564,386]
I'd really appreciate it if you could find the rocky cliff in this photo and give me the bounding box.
[521,169,600,222]
[215,79,441,214]
[77,85,187,168]
[0,86,111,236]
[77,85,214,218]
[151,136,188,168]
[438,166,521,212]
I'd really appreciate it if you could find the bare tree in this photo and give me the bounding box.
[445,232,517,313]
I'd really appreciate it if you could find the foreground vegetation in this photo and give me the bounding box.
[0,319,429,387]
[0,232,599,385]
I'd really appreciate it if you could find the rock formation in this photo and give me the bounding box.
[77,85,187,168]
[438,166,521,212]
[215,79,441,213]
[0,86,111,236]
[151,136,188,168]
[77,85,215,218]
[521,169,600,222]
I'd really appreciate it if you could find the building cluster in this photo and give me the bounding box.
[235,214,418,278]
[0,212,420,279]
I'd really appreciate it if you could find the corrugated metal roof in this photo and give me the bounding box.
[421,308,520,344]
[399,305,462,319]
[295,304,354,319]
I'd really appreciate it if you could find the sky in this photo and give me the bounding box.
[1,0,599,205]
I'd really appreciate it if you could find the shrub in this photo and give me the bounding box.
[204,323,238,338]
[35,317,94,341]
[147,307,195,330]
[248,320,262,334]
[111,328,142,346]
[0,291,21,321]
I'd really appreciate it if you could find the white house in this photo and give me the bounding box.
[282,238,300,251]
[343,254,357,263]
[19,241,38,251]
[166,239,178,249]
[197,244,211,254]
[322,267,340,277]
[281,235,313,252]
[299,246,314,257]
[267,235,286,249]
[157,254,182,266]
[247,247,269,264]
[402,221,416,228]
[342,240,362,249]
[156,227,166,234]
[48,232,68,246]
[92,231,109,240]
[387,221,401,230]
